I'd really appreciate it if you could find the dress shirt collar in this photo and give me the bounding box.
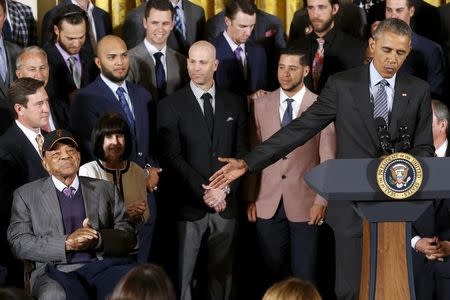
[100,73,129,96]
[223,30,246,53]
[55,42,80,64]
[171,0,183,9]
[15,120,44,155]
[369,61,396,89]
[279,86,306,108]
[52,175,80,193]
[144,37,167,55]
[71,0,94,13]
[435,139,448,157]
[190,80,216,112]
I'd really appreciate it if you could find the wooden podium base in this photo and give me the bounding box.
[360,220,414,300]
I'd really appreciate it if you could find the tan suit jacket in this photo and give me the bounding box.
[127,41,188,101]
[251,87,336,222]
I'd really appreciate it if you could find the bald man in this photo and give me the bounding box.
[70,35,158,263]
[157,41,248,299]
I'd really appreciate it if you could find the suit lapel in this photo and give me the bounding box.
[125,81,141,142]
[79,178,99,228]
[213,90,226,149]
[350,66,379,146]
[389,74,410,137]
[299,88,315,117]
[138,43,157,90]
[267,89,282,130]
[40,177,65,234]
[165,49,177,92]
[183,0,195,43]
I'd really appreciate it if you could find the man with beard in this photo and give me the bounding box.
[70,35,159,267]
[44,4,98,106]
[70,35,157,171]
[246,48,335,292]
[289,0,366,94]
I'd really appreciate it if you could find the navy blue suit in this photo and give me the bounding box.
[70,76,156,167]
[213,33,268,99]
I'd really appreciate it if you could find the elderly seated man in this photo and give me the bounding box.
[7,129,136,300]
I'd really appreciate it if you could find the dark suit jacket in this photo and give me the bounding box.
[40,0,112,50]
[0,123,48,224]
[213,34,268,98]
[205,9,286,90]
[289,27,366,94]
[0,40,21,135]
[367,0,442,43]
[122,0,205,55]
[157,85,248,221]
[7,176,135,292]
[244,64,434,238]
[44,43,98,106]
[70,76,155,167]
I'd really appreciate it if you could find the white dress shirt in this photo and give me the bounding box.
[15,120,44,157]
[144,39,168,80]
[279,86,306,123]
[100,74,135,119]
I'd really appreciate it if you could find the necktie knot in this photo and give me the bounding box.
[317,38,325,48]
[63,186,75,198]
[378,79,388,89]
[153,52,163,61]
[116,86,125,97]
[201,92,212,102]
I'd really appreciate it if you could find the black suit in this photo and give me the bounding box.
[0,123,48,286]
[44,44,98,106]
[243,64,434,299]
[289,27,366,94]
[157,84,247,298]
[40,0,112,51]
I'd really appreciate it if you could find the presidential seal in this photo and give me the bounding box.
[376,152,423,199]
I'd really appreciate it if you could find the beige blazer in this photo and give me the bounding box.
[251,88,336,222]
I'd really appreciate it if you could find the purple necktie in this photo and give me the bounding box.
[234,46,244,67]
[63,187,75,198]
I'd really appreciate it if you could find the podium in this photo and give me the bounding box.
[304,157,450,300]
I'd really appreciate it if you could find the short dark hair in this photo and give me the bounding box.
[279,48,310,67]
[109,264,176,300]
[225,0,257,20]
[373,18,412,41]
[51,4,89,42]
[91,113,133,161]
[0,0,5,14]
[8,78,45,119]
[145,0,174,19]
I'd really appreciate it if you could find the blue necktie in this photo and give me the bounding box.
[281,98,294,127]
[153,52,166,99]
[373,79,389,124]
[116,87,135,131]
[173,6,184,38]
[2,19,12,41]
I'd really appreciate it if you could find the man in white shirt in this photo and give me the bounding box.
[0,77,50,286]
[127,0,188,102]
[247,48,335,292]
[412,99,450,300]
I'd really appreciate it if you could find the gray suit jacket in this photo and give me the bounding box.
[122,0,205,54]
[7,176,135,287]
[127,41,188,101]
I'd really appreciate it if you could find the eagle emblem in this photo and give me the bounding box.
[389,163,411,188]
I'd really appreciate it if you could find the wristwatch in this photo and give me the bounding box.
[144,164,152,177]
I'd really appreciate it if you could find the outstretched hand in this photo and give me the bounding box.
[208,157,248,189]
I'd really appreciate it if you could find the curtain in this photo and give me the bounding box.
[93,0,304,34]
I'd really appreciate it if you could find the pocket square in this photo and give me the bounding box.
[226,117,234,122]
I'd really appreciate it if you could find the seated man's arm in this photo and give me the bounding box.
[7,188,68,264]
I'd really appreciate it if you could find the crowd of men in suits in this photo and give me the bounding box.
[1,0,450,299]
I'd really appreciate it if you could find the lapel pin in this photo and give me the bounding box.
[401,93,407,97]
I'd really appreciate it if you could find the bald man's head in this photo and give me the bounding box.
[95,35,129,84]
[187,41,218,91]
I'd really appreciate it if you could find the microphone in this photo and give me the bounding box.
[375,117,394,155]
[397,121,411,152]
